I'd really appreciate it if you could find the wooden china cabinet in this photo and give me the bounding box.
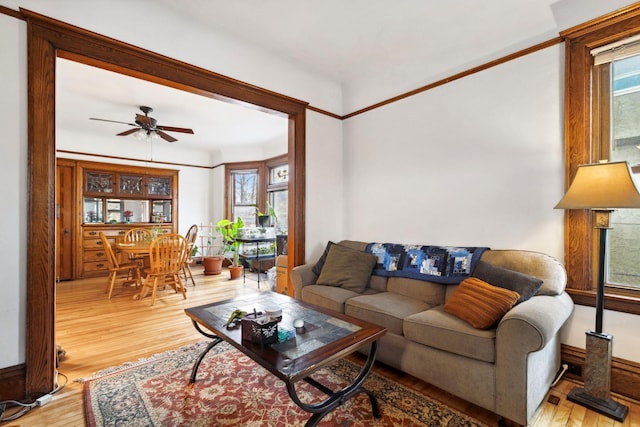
[56,159,178,280]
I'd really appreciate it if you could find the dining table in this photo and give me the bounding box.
[115,240,152,275]
[115,240,151,256]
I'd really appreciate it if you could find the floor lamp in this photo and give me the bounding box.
[555,161,640,422]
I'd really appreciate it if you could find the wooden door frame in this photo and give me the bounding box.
[24,9,306,397]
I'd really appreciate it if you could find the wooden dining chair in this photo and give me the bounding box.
[137,233,188,306]
[123,227,152,266]
[182,224,198,286]
[100,232,141,299]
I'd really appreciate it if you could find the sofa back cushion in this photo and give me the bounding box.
[479,250,566,296]
[337,240,388,292]
[472,260,542,304]
[387,277,445,306]
[316,243,377,293]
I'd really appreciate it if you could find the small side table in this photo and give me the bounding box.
[236,237,276,288]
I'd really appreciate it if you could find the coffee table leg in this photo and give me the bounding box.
[190,320,223,383]
[286,341,381,426]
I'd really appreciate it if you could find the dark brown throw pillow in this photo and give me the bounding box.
[312,241,336,276]
[316,244,377,293]
[444,277,520,329]
[472,260,543,304]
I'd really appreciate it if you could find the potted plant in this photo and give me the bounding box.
[255,202,277,227]
[216,217,245,279]
[201,233,223,276]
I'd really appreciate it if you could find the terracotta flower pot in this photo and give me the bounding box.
[228,265,243,279]
[202,256,223,275]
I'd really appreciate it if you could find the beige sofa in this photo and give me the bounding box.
[291,240,574,426]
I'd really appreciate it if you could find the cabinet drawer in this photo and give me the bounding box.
[83,228,127,238]
[83,237,111,249]
[84,249,108,262]
[84,260,109,272]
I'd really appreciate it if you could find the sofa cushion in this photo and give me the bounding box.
[479,249,566,296]
[387,277,445,306]
[444,277,519,329]
[368,274,388,292]
[312,241,336,276]
[301,285,362,313]
[345,292,432,335]
[316,244,377,293]
[404,305,497,363]
[472,260,543,304]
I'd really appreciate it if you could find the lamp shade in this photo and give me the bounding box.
[555,161,640,209]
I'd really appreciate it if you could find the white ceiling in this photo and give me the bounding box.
[26,0,639,152]
[56,59,290,152]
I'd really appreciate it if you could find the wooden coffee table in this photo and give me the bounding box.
[185,291,387,426]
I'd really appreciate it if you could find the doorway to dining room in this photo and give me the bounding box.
[26,10,307,398]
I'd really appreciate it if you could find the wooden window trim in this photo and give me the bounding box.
[225,155,288,219]
[561,4,640,316]
[266,154,289,192]
[225,161,264,220]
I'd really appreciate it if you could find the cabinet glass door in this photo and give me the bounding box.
[151,200,171,222]
[147,176,172,197]
[119,174,144,195]
[85,171,115,194]
[83,198,103,223]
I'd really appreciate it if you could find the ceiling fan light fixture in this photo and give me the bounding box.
[134,128,147,141]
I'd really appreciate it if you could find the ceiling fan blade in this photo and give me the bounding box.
[117,128,139,136]
[90,117,138,127]
[156,125,194,134]
[156,130,177,143]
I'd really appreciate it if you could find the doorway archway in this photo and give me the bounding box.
[24,9,306,397]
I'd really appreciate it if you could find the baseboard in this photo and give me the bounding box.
[0,363,25,401]
[561,344,640,402]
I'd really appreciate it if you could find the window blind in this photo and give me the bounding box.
[592,33,640,65]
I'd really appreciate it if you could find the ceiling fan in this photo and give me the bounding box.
[90,106,194,143]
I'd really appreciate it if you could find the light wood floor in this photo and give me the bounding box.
[7,265,640,426]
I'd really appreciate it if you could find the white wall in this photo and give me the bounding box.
[343,46,565,256]
[342,43,640,362]
[0,13,27,368]
[305,110,345,260]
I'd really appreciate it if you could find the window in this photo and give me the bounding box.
[226,156,288,230]
[593,44,640,290]
[268,163,288,233]
[230,168,259,226]
[562,5,640,314]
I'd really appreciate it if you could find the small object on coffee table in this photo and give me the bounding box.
[293,319,304,334]
[265,306,283,322]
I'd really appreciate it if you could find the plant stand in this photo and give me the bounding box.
[198,223,221,268]
[237,236,276,288]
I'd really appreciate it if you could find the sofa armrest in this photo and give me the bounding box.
[495,292,574,424]
[498,292,573,351]
[290,263,318,298]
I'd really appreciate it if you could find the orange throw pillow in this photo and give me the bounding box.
[444,277,520,329]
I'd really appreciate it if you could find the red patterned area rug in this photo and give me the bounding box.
[81,341,488,426]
